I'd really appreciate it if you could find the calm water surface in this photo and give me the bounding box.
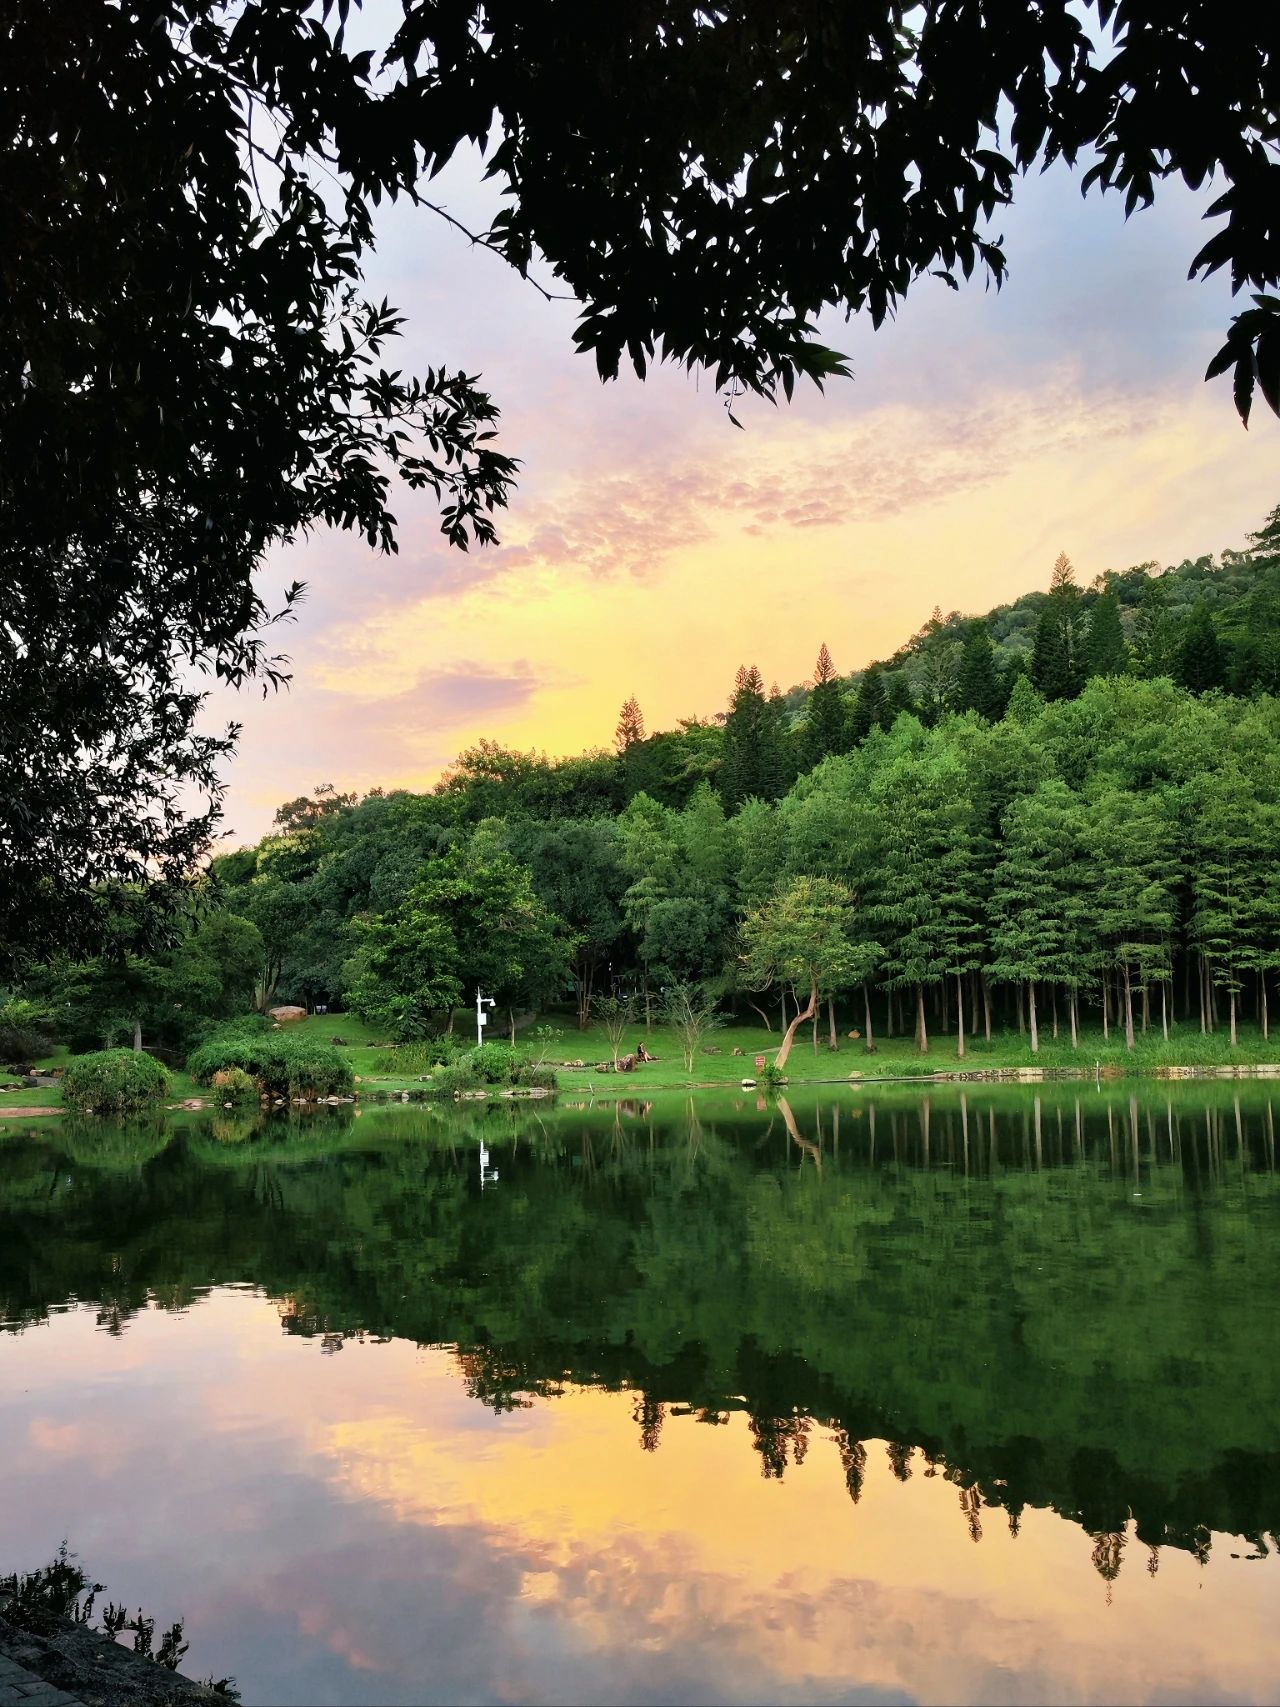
[1,1086,1277,1705]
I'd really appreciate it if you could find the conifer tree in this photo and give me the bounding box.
[1089,788,1176,1049]
[882,672,916,725]
[955,623,1003,719]
[848,664,888,743]
[1086,591,1128,678]
[614,696,646,751]
[802,644,848,769]
[1132,574,1174,679]
[988,782,1092,1050]
[1177,602,1227,694]
[721,667,789,808]
[1031,553,1087,701]
[1187,766,1264,1045]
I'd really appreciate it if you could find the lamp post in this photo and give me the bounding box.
[475,987,496,1049]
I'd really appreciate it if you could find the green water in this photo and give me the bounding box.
[1,1085,1277,1704]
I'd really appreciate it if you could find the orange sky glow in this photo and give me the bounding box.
[206,151,1280,846]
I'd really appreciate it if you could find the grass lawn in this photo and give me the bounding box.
[7,1008,1279,1121]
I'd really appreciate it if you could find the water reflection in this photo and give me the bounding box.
[1,1085,1277,1704]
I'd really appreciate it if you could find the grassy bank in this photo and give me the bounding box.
[7,1009,1280,1120]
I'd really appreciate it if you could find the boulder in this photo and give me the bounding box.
[269,1005,308,1023]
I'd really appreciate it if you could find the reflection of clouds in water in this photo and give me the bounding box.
[1,1285,1275,1705]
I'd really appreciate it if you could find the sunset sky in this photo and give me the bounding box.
[210,140,1280,847]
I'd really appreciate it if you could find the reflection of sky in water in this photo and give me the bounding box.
[2,1291,1276,1706]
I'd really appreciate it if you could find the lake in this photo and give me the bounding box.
[1,1085,1277,1705]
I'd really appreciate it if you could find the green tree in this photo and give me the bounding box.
[1177,603,1227,695]
[1088,789,1176,1050]
[802,644,848,768]
[721,667,789,808]
[988,783,1092,1051]
[1031,555,1087,701]
[739,877,866,1070]
[848,665,889,743]
[1132,574,1176,680]
[1086,591,1129,679]
[955,623,1004,719]
[614,697,646,752]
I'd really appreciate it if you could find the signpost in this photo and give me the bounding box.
[475,987,496,1049]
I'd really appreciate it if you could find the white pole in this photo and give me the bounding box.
[476,987,483,1050]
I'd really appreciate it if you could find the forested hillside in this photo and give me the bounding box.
[13,503,1280,1063]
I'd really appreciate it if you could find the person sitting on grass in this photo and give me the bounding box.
[636,1041,658,1063]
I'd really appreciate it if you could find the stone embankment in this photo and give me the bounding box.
[0,1606,224,1707]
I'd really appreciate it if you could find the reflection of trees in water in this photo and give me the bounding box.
[3,1092,1279,1589]
[632,1394,664,1452]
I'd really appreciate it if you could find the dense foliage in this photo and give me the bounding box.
[62,1048,171,1113]
[2,1093,1277,1569]
[4,2,1278,969]
[194,514,1280,1058]
[187,1027,353,1099]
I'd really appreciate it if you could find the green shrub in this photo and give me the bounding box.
[371,1037,464,1075]
[63,1048,170,1113]
[210,1066,259,1099]
[757,1060,788,1089]
[187,1028,352,1099]
[428,1047,557,1096]
[430,1059,484,1097]
[0,997,56,1066]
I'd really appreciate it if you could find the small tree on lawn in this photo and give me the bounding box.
[663,983,723,1073]
[739,877,862,1072]
[592,992,637,1067]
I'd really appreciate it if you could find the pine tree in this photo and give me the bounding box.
[802,643,848,769]
[1177,602,1226,694]
[721,666,789,808]
[1132,574,1174,679]
[882,672,916,724]
[1031,553,1087,700]
[614,695,646,751]
[1004,673,1045,724]
[848,664,888,743]
[1086,590,1128,678]
[955,623,1003,719]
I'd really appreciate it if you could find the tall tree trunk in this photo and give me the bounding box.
[1069,989,1079,1050]
[1262,973,1270,1042]
[982,975,992,1044]
[1161,981,1169,1043]
[811,1003,819,1052]
[508,1006,516,1045]
[827,995,838,1050]
[1016,982,1025,1036]
[955,973,966,1059]
[1027,981,1039,1055]
[1102,977,1110,1042]
[863,983,875,1053]
[747,1000,774,1032]
[1140,983,1149,1034]
[1051,984,1059,1040]
[132,1016,142,1053]
[1122,961,1136,1051]
[1229,986,1238,1048]
[941,978,949,1033]
[775,977,818,1072]
[916,984,929,1055]
[1198,954,1207,1034]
